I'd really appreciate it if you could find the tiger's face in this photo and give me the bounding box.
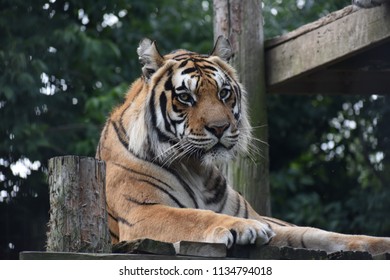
[137,38,250,166]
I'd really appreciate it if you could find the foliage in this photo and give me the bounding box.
[263,0,390,235]
[1,0,389,259]
[268,95,390,235]
[263,0,348,38]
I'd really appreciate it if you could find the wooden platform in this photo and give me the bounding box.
[19,239,390,260]
[265,4,390,95]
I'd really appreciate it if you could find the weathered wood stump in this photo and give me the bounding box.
[46,156,111,253]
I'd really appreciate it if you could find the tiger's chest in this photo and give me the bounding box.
[144,162,229,212]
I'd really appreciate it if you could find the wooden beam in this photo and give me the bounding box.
[213,0,271,215]
[265,4,390,95]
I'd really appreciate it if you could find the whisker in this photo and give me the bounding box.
[251,124,268,129]
[236,132,267,163]
[152,141,183,166]
[163,141,193,166]
[239,124,268,132]
[250,137,269,147]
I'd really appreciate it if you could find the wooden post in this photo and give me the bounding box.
[46,156,111,253]
[213,0,271,215]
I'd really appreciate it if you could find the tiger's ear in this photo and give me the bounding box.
[137,38,164,80]
[210,36,233,62]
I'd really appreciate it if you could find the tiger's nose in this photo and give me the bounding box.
[205,122,230,138]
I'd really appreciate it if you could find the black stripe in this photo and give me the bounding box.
[216,191,228,213]
[117,216,134,227]
[134,177,186,208]
[170,116,186,127]
[205,73,216,80]
[96,122,110,159]
[190,137,213,144]
[191,57,213,63]
[243,200,249,219]
[109,230,119,241]
[175,80,187,92]
[111,162,186,208]
[107,210,118,222]
[182,67,197,75]
[149,89,171,143]
[111,120,129,149]
[150,88,158,129]
[205,174,227,204]
[202,65,217,72]
[172,56,191,62]
[233,82,242,100]
[172,53,195,60]
[300,237,307,248]
[107,82,142,155]
[233,192,242,217]
[171,103,185,116]
[112,162,174,191]
[96,142,101,159]
[164,167,199,209]
[125,195,159,206]
[233,94,240,120]
[148,65,174,143]
[113,160,198,209]
[159,92,174,134]
[178,59,189,68]
[262,217,292,227]
[164,77,174,91]
[116,102,131,139]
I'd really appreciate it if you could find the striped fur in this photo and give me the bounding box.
[96,37,390,254]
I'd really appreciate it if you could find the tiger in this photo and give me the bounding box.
[96,36,390,255]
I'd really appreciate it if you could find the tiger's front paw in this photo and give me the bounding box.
[205,219,275,248]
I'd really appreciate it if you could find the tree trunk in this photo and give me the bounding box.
[213,0,271,215]
[46,156,111,253]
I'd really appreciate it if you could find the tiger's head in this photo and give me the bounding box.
[129,37,251,166]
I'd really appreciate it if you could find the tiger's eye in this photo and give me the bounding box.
[177,93,193,104]
[219,89,230,100]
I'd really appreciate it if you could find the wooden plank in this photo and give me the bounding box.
[372,253,390,260]
[19,251,211,260]
[112,239,176,255]
[174,241,227,258]
[269,41,390,95]
[265,4,390,94]
[20,247,377,260]
[228,240,328,260]
[265,6,357,49]
[327,250,372,260]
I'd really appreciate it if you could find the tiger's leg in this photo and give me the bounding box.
[114,204,275,248]
[267,224,390,255]
[246,202,390,255]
